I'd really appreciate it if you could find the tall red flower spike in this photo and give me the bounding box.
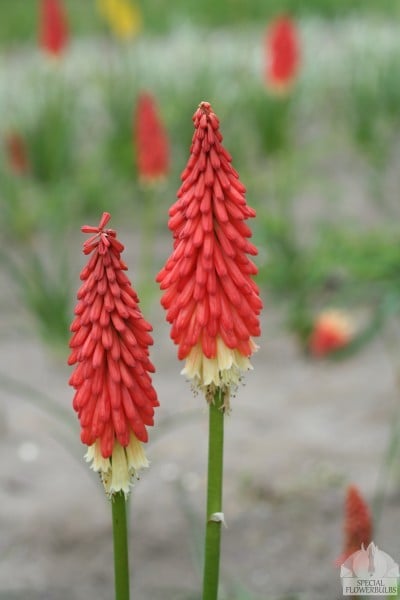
[5,133,30,175]
[134,91,169,184]
[68,212,159,496]
[39,0,69,58]
[337,485,373,565]
[156,102,262,400]
[264,15,300,95]
[309,310,353,357]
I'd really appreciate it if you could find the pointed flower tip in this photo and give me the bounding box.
[157,102,262,397]
[69,211,158,496]
[81,211,112,233]
[199,100,211,113]
[81,212,118,255]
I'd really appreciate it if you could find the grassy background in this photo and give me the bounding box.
[1,1,400,351]
[1,0,400,46]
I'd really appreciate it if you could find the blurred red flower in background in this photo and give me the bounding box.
[134,92,169,184]
[4,133,30,175]
[264,15,300,94]
[157,102,262,395]
[68,212,158,495]
[309,310,353,357]
[337,485,373,565]
[39,0,69,57]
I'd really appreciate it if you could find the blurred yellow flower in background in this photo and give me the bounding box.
[97,0,142,40]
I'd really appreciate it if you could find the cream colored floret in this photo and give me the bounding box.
[85,433,149,497]
[181,336,257,391]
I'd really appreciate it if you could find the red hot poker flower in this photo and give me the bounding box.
[309,310,353,357]
[5,133,30,175]
[68,212,158,496]
[134,92,169,184]
[39,0,69,58]
[264,15,300,95]
[156,102,262,397]
[338,485,373,564]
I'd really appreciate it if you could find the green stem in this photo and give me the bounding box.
[112,492,130,600]
[202,388,225,600]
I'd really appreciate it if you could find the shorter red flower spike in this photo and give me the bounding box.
[309,310,352,357]
[264,15,300,94]
[338,485,373,564]
[39,0,69,57]
[157,102,262,393]
[5,133,30,175]
[68,212,158,495]
[134,92,169,184]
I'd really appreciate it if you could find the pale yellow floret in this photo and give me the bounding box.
[181,336,258,396]
[85,439,111,473]
[125,433,149,471]
[85,433,149,498]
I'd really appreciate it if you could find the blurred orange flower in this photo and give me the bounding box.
[264,15,300,95]
[97,0,142,40]
[134,92,169,184]
[4,133,30,175]
[39,0,69,57]
[337,485,373,565]
[309,310,353,357]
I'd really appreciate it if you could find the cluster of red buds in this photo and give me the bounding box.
[157,102,262,403]
[69,213,158,495]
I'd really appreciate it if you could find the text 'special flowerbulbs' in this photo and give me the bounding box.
[5,133,30,175]
[338,485,373,564]
[134,92,170,184]
[68,212,158,496]
[39,0,69,58]
[97,0,142,40]
[264,15,300,95]
[157,102,262,398]
[309,309,353,357]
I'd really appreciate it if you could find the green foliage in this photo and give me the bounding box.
[257,210,400,349]
[25,81,76,183]
[314,228,400,288]
[250,91,293,156]
[0,0,399,45]
[101,71,138,179]
[8,248,72,350]
[346,48,400,162]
